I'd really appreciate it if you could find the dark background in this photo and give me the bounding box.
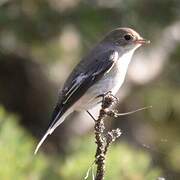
[0,0,180,179]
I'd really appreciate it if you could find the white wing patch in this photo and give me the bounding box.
[63,73,87,104]
[75,73,88,84]
[104,51,119,74]
[113,51,119,61]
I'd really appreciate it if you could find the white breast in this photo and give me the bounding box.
[110,50,134,94]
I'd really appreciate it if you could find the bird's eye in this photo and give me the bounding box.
[124,34,133,41]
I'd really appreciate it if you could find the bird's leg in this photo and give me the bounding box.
[86,110,97,121]
[96,91,119,105]
[86,90,119,122]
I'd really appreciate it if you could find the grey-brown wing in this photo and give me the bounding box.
[49,49,118,129]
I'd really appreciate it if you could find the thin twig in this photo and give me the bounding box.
[106,106,152,118]
[84,160,95,180]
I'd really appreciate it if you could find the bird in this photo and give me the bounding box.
[34,27,150,154]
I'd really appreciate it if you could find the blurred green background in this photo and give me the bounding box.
[0,0,180,179]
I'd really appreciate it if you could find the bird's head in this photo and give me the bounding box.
[104,27,150,52]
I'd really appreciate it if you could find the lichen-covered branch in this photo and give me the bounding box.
[94,109,106,180]
[94,92,121,180]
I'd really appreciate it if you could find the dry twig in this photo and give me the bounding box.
[94,92,150,180]
[94,92,121,180]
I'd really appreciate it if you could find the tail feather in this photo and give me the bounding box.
[34,128,53,155]
[34,110,71,155]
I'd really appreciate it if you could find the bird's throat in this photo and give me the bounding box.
[116,49,134,73]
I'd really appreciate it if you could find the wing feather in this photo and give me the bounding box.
[50,49,118,128]
[34,49,118,154]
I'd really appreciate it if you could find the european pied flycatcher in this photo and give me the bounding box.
[35,27,150,154]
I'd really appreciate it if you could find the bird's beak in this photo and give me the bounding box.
[135,38,150,45]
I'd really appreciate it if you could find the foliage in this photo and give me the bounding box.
[0,106,162,180]
[0,107,59,180]
[59,136,161,180]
